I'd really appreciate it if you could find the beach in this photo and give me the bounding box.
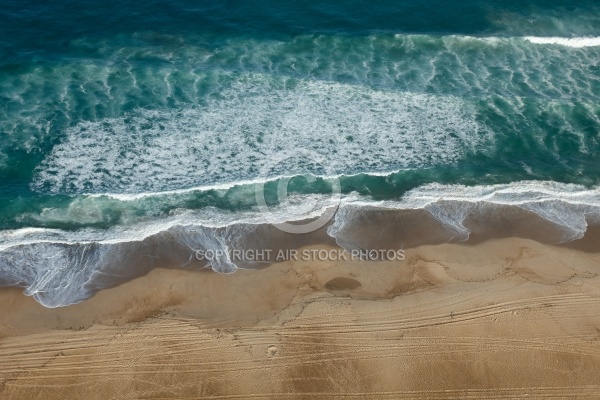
[2,238,600,399]
[2,1,600,398]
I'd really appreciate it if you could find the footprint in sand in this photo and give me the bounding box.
[267,346,278,357]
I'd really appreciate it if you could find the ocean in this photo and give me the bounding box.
[1,0,600,307]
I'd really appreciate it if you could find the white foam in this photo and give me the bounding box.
[523,36,600,48]
[398,181,600,208]
[0,191,349,307]
[5,31,600,170]
[11,181,600,251]
[394,34,600,48]
[88,171,399,201]
[341,181,600,242]
[32,74,488,195]
[5,180,600,307]
[0,192,346,251]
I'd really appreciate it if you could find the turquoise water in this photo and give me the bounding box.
[1,1,600,306]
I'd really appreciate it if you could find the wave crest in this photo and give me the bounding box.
[524,36,600,48]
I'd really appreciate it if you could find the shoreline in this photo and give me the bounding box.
[4,192,600,308]
[2,237,600,398]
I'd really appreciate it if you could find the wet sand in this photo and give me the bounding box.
[2,238,600,399]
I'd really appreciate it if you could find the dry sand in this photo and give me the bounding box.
[2,238,600,399]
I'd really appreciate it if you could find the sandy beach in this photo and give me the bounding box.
[3,0,600,398]
[2,238,600,399]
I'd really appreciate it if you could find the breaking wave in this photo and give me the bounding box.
[2,180,600,307]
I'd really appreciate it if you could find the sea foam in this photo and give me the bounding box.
[4,181,600,307]
[31,75,488,195]
[523,36,600,48]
